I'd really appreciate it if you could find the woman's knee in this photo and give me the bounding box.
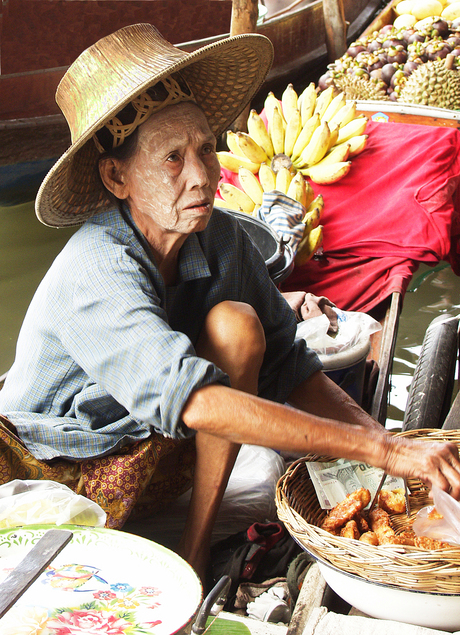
[198,301,266,366]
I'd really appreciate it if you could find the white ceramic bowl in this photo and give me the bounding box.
[318,558,460,632]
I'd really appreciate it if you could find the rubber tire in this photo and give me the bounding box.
[402,314,458,431]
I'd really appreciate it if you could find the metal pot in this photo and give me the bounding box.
[228,209,294,285]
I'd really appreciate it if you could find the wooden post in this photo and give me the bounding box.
[229,0,259,132]
[323,0,348,64]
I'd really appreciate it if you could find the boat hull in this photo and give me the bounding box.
[0,0,383,206]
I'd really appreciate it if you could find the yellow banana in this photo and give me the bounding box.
[236,132,268,164]
[301,160,352,184]
[217,151,260,174]
[314,86,335,118]
[295,225,324,266]
[286,172,308,208]
[304,194,324,218]
[226,130,246,157]
[336,116,369,145]
[247,109,274,159]
[270,104,285,156]
[302,207,321,234]
[295,121,331,169]
[336,134,368,156]
[238,167,264,206]
[258,163,276,192]
[284,109,302,157]
[275,166,292,194]
[329,100,357,128]
[281,83,299,125]
[327,122,340,151]
[321,91,347,122]
[291,113,321,162]
[299,82,317,126]
[265,92,286,129]
[219,183,256,214]
[316,143,350,168]
[214,197,241,212]
[304,181,316,210]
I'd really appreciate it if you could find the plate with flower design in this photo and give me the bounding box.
[0,524,202,635]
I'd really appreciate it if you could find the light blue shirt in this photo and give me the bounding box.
[0,206,322,460]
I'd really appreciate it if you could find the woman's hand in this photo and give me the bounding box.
[383,435,460,500]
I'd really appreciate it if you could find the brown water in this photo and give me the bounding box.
[1,201,459,426]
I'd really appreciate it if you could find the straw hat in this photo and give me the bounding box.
[36,23,274,228]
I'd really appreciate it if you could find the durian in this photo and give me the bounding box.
[332,74,390,102]
[398,57,460,110]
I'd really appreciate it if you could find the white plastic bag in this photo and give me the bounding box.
[0,480,106,528]
[412,485,460,545]
[295,307,382,355]
[124,444,286,548]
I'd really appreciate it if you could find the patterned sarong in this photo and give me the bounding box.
[0,415,195,529]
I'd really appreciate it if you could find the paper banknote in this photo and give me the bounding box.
[306,459,405,509]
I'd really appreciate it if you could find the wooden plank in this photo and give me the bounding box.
[371,292,402,424]
[323,0,347,63]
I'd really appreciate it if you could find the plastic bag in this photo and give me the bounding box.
[412,485,460,546]
[124,444,286,549]
[0,480,107,528]
[295,307,382,355]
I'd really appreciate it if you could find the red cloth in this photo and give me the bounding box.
[219,120,460,312]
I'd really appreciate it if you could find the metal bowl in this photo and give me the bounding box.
[226,209,294,285]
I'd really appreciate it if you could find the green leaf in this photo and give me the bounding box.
[205,615,252,634]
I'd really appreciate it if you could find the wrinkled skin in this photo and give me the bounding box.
[99,102,220,283]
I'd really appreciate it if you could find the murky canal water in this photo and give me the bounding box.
[1,201,459,427]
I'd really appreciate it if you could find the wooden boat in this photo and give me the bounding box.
[0,0,384,206]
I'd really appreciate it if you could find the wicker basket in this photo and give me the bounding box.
[276,429,460,593]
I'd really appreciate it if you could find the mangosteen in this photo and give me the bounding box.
[426,42,452,60]
[407,32,426,44]
[382,37,405,49]
[367,39,382,53]
[346,44,367,57]
[431,18,450,39]
[387,46,408,64]
[452,18,460,30]
[381,24,394,35]
[369,68,383,82]
[403,60,419,74]
[447,36,460,48]
[388,91,399,101]
[380,62,398,85]
[452,47,460,57]
[317,72,333,91]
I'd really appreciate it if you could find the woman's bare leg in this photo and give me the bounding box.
[177,301,265,581]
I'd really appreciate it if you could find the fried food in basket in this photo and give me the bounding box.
[319,487,452,550]
[378,488,406,514]
[369,508,396,544]
[320,487,371,533]
[359,531,379,545]
[340,519,360,540]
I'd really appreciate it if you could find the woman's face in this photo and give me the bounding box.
[117,102,221,237]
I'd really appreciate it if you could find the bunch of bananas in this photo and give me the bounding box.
[216,83,369,216]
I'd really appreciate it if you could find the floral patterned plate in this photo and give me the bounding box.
[0,524,202,635]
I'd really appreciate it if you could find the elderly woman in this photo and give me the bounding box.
[1,24,460,581]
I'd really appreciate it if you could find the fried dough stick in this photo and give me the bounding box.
[321,487,371,533]
[369,507,395,544]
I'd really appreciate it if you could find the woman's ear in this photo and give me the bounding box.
[99,157,129,199]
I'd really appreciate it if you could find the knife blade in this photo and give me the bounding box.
[0,528,73,618]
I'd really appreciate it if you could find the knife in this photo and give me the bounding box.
[0,528,73,618]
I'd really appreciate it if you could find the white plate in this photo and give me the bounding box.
[318,559,460,632]
[0,524,202,635]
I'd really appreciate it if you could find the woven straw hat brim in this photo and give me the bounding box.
[36,25,274,228]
